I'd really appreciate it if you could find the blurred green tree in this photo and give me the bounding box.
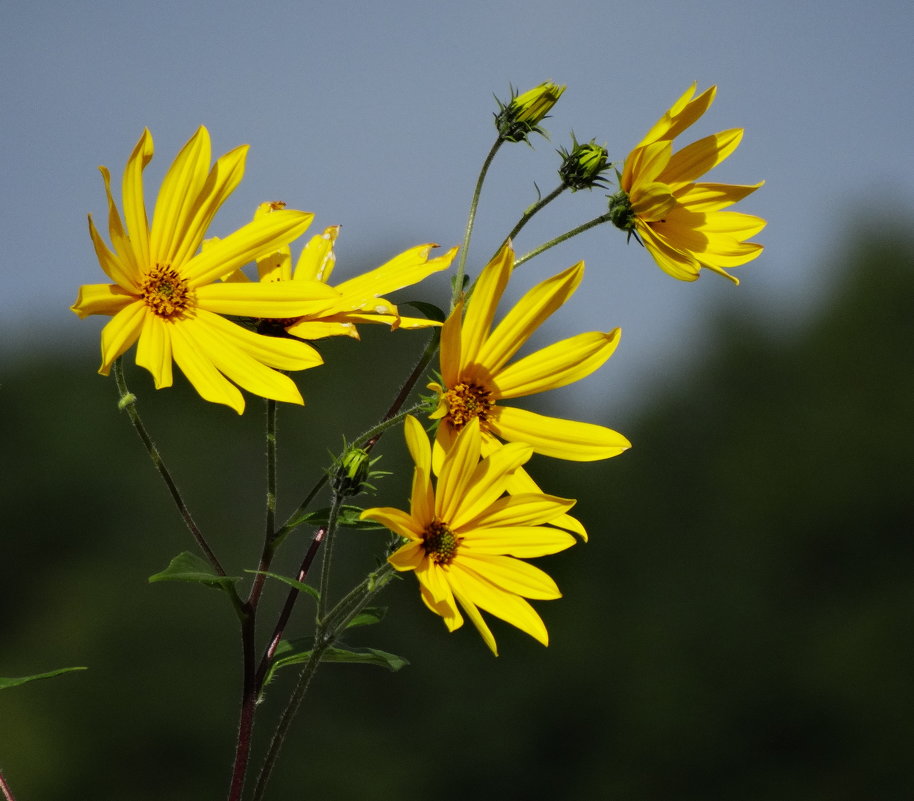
[1,225,911,800]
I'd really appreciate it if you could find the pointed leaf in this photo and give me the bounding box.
[344,607,387,629]
[0,667,87,690]
[148,551,242,589]
[246,570,320,601]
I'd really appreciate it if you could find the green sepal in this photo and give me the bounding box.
[401,300,446,323]
[246,570,320,602]
[264,637,408,687]
[0,666,87,690]
[148,551,242,590]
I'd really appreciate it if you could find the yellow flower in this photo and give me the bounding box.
[72,127,343,413]
[360,415,577,655]
[429,243,630,540]
[225,207,457,340]
[609,84,765,284]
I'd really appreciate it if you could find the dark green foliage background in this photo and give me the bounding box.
[2,227,912,799]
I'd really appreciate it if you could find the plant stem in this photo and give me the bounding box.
[0,769,18,801]
[495,183,566,260]
[226,399,280,801]
[453,138,504,309]
[514,212,612,268]
[112,360,232,584]
[251,563,395,801]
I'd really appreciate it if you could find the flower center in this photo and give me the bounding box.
[423,519,461,566]
[443,382,494,431]
[141,264,192,318]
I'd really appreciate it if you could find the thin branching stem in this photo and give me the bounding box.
[514,212,612,268]
[454,138,504,308]
[112,361,237,598]
[494,183,567,260]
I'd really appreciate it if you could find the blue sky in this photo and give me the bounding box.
[2,0,912,420]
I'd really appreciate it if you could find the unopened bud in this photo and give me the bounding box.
[558,137,611,191]
[495,81,566,143]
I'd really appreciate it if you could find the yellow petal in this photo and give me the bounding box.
[501,462,589,540]
[445,573,497,654]
[293,225,339,283]
[450,441,533,531]
[98,301,147,374]
[663,129,744,189]
[98,165,137,275]
[466,492,575,530]
[285,319,359,340]
[195,278,340,317]
[361,507,423,542]
[677,181,764,212]
[436,417,482,524]
[476,262,584,376]
[636,84,716,147]
[636,223,702,282]
[623,140,672,193]
[182,209,315,287]
[462,525,576,557]
[170,320,245,413]
[256,244,293,283]
[182,314,305,406]
[451,561,550,645]
[71,283,135,318]
[439,299,464,389]
[121,129,154,270]
[135,313,174,389]
[631,181,677,221]
[87,214,138,290]
[494,329,621,398]
[458,552,561,600]
[416,565,463,631]
[172,145,249,268]
[149,126,212,266]
[461,242,513,368]
[193,309,324,371]
[334,244,457,305]
[388,540,425,571]
[491,405,631,461]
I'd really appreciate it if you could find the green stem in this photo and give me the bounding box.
[454,138,504,309]
[112,360,231,585]
[514,212,612,268]
[316,491,345,624]
[251,563,396,801]
[496,183,567,259]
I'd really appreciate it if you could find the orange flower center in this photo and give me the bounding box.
[443,382,493,431]
[141,264,191,318]
[423,520,461,566]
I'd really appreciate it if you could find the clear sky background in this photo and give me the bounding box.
[2,0,913,422]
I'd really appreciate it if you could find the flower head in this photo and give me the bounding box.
[72,127,343,413]
[430,243,629,461]
[360,415,577,655]
[495,81,566,143]
[428,243,630,539]
[608,84,765,284]
[225,206,457,340]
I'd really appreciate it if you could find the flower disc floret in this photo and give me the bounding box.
[141,264,192,318]
[423,520,461,566]
[441,382,494,431]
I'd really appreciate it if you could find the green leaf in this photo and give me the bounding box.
[148,551,242,590]
[285,505,386,532]
[402,300,446,323]
[246,570,320,602]
[0,666,87,690]
[263,638,408,686]
[344,606,387,629]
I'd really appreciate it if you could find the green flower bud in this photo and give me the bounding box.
[495,81,566,143]
[558,136,612,191]
[333,446,372,497]
[607,189,638,239]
